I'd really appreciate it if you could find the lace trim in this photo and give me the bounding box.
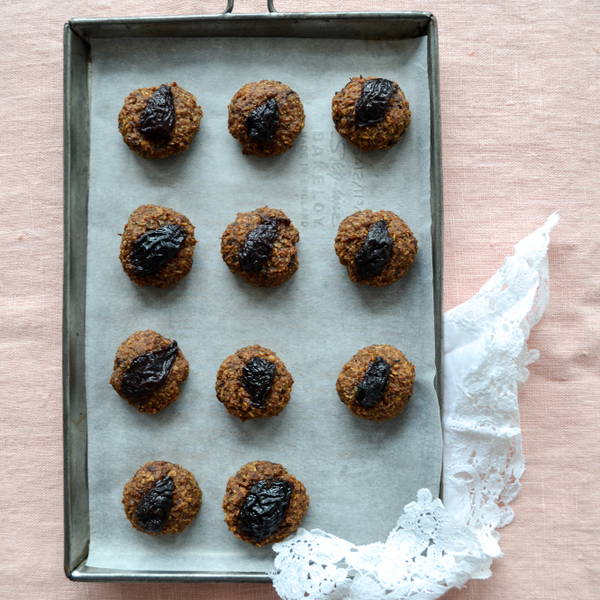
[271,213,558,600]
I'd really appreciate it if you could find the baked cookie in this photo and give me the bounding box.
[336,344,415,422]
[120,204,197,289]
[221,206,299,288]
[331,76,410,152]
[215,345,293,421]
[110,330,189,414]
[228,80,305,156]
[118,82,203,159]
[122,461,202,535]
[334,209,417,286]
[223,461,309,546]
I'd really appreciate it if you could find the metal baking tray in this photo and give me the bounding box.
[63,1,443,583]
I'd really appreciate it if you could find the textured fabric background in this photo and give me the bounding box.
[0,0,598,598]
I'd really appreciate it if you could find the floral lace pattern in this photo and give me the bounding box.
[271,213,558,600]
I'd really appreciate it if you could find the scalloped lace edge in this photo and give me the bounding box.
[270,212,558,600]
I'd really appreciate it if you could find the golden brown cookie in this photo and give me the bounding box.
[331,76,410,152]
[119,204,197,289]
[222,461,309,546]
[215,345,293,421]
[118,82,203,159]
[110,330,189,414]
[221,206,299,288]
[334,209,417,286]
[228,80,305,157]
[122,461,202,535]
[336,344,415,422]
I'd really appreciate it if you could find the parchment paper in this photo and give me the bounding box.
[84,34,441,573]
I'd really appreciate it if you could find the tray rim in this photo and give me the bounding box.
[63,9,443,583]
[68,10,435,38]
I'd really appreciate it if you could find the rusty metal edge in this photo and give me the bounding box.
[63,22,91,579]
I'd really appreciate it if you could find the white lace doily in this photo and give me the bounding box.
[271,213,559,600]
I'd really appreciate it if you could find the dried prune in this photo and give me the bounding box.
[245,98,279,144]
[136,475,174,533]
[238,218,287,273]
[356,356,391,408]
[130,224,187,277]
[354,219,393,279]
[139,85,176,139]
[242,357,276,409]
[355,78,394,128]
[239,478,292,542]
[121,341,179,400]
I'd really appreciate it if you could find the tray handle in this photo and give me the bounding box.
[223,0,277,14]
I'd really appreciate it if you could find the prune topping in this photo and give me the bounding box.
[136,475,174,533]
[239,478,292,542]
[130,224,187,277]
[245,98,280,144]
[354,219,393,279]
[139,85,176,139]
[355,78,395,128]
[121,341,179,400]
[238,217,288,273]
[242,357,276,409]
[356,356,391,408]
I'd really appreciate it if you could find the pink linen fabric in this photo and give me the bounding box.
[0,0,598,598]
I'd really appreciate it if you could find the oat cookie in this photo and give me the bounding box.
[336,344,415,422]
[110,330,189,414]
[118,82,203,159]
[335,209,417,286]
[228,80,305,157]
[122,461,202,535]
[331,76,410,152]
[221,206,299,288]
[222,461,309,546]
[215,345,293,421]
[119,204,197,289]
